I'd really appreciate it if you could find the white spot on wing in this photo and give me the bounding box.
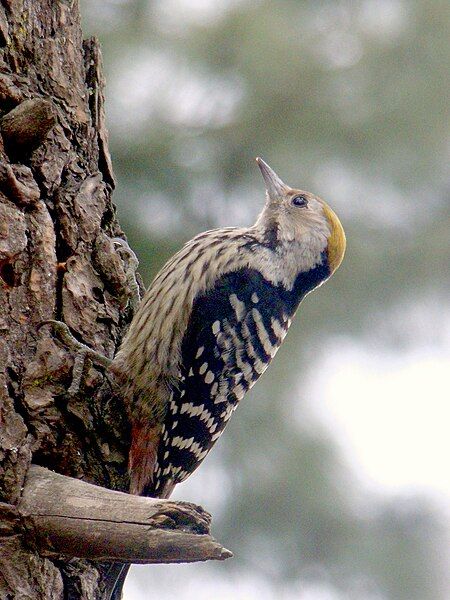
[171,436,208,460]
[205,370,215,384]
[233,372,244,384]
[217,329,232,351]
[251,293,259,303]
[214,394,228,404]
[253,357,268,375]
[220,404,234,422]
[172,436,194,450]
[235,350,254,383]
[229,293,246,321]
[252,308,278,357]
[212,320,221,335]
[195,346,205,359]
[219,379,229,396]
[271,316,287,341]
[222,321,254,383]
[199,362,208,375]
[181,402,201,416]
[178,469,190,481]
[241,321,251,341]
[233,383,246,400]
[211,430,222,442]
[179,403,216,430]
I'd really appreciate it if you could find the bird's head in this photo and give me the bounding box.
[254,157,346,274]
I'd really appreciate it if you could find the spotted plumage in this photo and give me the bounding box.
[150,261,330,494]
[111,158,346,499]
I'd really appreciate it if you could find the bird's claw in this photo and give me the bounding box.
[112,237,141,313]
[40,320,112,397]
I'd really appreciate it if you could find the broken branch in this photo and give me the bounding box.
[16,465,232,564]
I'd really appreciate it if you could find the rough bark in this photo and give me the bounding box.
[0,1,133,596]
[0,2,228,599]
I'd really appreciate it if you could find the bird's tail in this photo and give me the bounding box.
[104,482,175,598]
[102,563,130,600]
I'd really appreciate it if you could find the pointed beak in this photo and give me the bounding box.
[256,157,289,199]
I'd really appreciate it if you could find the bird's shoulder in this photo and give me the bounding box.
[181,267,295,398]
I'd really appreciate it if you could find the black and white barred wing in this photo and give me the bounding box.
[151,268,294,494]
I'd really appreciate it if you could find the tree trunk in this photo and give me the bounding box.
[0,1,135,597]
[0,5,230,598]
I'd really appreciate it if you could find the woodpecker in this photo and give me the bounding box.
[110,158,346,500]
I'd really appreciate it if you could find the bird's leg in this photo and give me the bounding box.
[41,320,112,368]
[112,237,141,314]
[41,240,140,396]
[67,349,90,397]
[40,320,112,396]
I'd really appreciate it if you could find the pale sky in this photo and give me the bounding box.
[305,339,450,510]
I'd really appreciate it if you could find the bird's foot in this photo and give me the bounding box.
[40,320,112,396]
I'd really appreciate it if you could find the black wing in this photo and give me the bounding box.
[149,267,303,496]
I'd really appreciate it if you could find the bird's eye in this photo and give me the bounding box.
[292,195,308,207]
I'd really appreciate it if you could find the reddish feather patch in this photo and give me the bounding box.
[129,422,161,496]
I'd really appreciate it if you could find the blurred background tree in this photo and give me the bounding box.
[81,1,449,598]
